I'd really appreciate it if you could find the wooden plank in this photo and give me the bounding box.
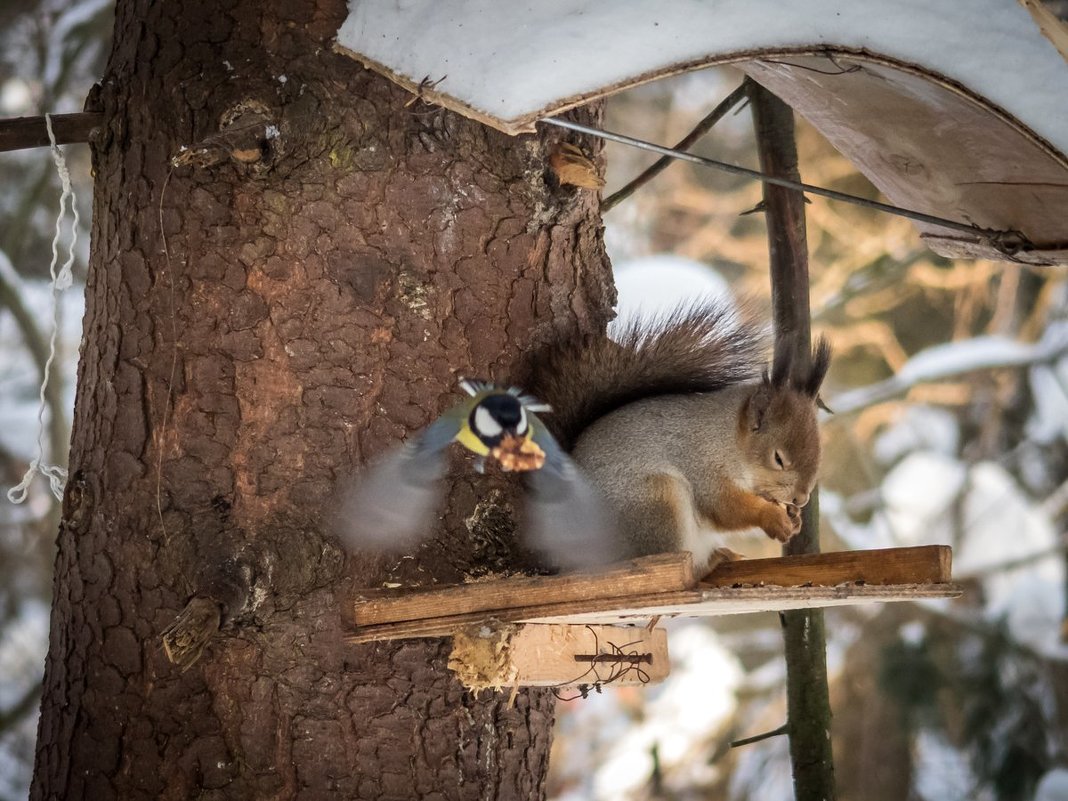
[527,583,962,625]
[348,580,962,642]
[447,623,670,689]
[347,546,958,642]
[920,236,1068,267]
[353,552,695,627]
[702,545,951,588]
[347,589,704,643]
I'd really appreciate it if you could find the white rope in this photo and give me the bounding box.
[7,113,78,504]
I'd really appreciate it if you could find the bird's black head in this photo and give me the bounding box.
[470,393,527,447]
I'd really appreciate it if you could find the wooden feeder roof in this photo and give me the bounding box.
[336,1,1068,264]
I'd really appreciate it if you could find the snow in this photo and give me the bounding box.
[845,449,1066,653]
[0,601,49,710]
[727,729,793,801]
[608,255,731,336]
[1036,769,1068,801]
[551,624,742,800]
[831,327,1068,415]
[0,77,32,115]
[898,329,1068,385]
[0,271,83,461]
[43,0,113,94]
[1028,359,1068,444]
[880,451,967,546]
[873,406,960,465]
[0,599,49,801]
[337,0,1068,155]
[911,728,987,801]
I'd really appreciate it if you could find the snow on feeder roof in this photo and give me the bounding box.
[336,0,1068,264]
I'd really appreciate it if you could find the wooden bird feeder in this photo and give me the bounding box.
[349,546,960,692]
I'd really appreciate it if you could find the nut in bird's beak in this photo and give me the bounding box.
[491,434,546,472]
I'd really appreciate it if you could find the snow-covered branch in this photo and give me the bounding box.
[830,328,1068,415]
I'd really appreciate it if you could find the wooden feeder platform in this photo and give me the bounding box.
[348,546,959,691]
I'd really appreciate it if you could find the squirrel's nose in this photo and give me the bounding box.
[793,491,809,507]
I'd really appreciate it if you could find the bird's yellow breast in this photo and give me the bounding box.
[454,425,490,456]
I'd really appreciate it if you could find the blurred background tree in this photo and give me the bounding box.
[0,2,109,798]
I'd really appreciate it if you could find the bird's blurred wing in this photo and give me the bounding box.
[334,415,461,553]
[524,420,621,570]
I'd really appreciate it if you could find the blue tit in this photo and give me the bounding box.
[334,379,620,570]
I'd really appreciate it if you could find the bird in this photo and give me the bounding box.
[334,379,618,570]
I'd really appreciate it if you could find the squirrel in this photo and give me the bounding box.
[528,301,830,574]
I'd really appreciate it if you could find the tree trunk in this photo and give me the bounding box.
[30,2,613,798]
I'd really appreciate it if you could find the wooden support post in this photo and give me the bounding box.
[448,623,670,691]
[0,112,103,152]
[749,78,838,801]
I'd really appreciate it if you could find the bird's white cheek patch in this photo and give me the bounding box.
[474,406,503,438]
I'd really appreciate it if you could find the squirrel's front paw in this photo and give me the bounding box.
[761,503,800,543]
[785,503,802,536]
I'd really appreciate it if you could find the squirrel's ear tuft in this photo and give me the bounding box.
[802,336,832,398]
[770,332,831,397]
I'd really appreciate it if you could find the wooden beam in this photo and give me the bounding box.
[703,545,950,588]
[0,112,103,152]
[348,589,704,643]
[352,552,696,628]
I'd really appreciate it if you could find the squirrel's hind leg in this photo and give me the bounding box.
[621,471,707,562]
[637,473,756,577]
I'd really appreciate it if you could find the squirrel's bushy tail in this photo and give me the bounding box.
[529,300,767,449]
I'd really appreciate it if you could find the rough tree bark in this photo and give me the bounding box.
[30,1,613,798]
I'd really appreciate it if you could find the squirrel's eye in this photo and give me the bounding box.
[773,450,785,469]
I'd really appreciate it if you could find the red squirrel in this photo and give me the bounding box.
[529,301,830,574]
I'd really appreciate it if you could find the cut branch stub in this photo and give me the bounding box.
[171,100,280,170]
[161,597,222,671]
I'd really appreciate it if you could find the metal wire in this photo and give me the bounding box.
[539,116,1013,243]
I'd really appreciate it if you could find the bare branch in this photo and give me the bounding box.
[730,723,789,749]
[601,82,748,213]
